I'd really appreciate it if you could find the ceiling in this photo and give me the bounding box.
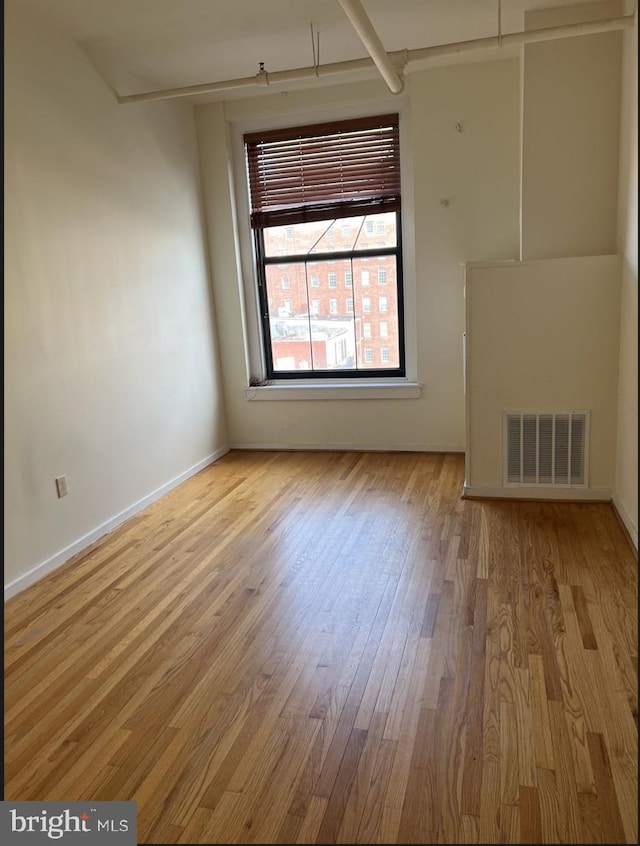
[7,0,619,101]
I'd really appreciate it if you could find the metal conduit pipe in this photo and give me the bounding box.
[116,14,634,104]
[337,0,404,94]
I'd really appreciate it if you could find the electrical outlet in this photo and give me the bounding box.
[55,475,68,498]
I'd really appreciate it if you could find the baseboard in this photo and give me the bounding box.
[611,493,639,552]
[4,446,230,601]
[462,484,612,502]
[230,442,465,453]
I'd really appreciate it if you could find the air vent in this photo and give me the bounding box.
[504,411,589,487]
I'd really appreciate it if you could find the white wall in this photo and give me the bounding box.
[4,3,228,593]
[521,1,623,259]
[196,60,520,451]
[465,255,621,495]
[614,8,638,546]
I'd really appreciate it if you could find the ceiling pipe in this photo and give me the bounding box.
[337,0,404,94]
[116,14,633,104]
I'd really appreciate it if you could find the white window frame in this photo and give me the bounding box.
[229,99,419,400]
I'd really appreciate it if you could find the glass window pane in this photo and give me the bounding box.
[263,212,397,258]
[265,263,312,372]
[263,220,334,257]
[353,212,397,250]
[351,256,400,369]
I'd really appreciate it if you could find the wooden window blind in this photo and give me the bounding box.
[244,114,400,228]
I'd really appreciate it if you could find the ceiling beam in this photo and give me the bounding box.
[337,0,404,94]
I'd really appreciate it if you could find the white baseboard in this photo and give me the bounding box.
[230,442,465,453]
[462,484,612,502]
[4,446,230,601]
[612,493,639,551]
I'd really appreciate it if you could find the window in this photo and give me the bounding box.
[363,322,372,339]
[381,346,390,362]
[380,320,388,338]
[281,275,290,289]
[244,114,404,377]
[378,268,387,284]
[379,295,388,313]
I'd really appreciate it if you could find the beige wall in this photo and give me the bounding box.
[465,255,621,493]
[4,4,228,591]
[614,9,638,545]
[521,1,622,259]
[196,60,521,450]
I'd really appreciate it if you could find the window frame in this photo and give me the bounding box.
[254,214,404,379]
[229,100,419,396]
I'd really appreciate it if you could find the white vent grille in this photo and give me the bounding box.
[503,411,589,487]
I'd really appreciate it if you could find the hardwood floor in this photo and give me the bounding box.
[4,450,638,843]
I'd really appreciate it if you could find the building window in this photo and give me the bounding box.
[281,275,290,289]
[378,268,387,284]
[244,114,404,377]
[363,322,372,339]
[381,346,390,362]
[379,295,388,313]
[380,320,388,338]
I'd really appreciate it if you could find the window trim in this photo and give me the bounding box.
[228,98,418,397]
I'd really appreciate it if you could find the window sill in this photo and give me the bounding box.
[244,381,422,401]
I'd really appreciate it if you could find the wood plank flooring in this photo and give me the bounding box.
[4,450,638,843]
